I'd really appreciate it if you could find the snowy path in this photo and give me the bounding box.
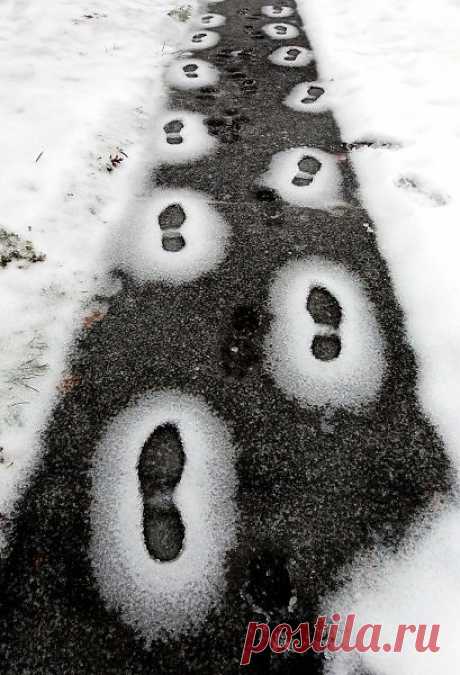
[0,1,453,673]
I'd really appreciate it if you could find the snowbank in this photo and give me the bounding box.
[294,0,460,671]
[0,0,195,552]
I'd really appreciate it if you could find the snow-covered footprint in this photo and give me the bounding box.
[165,59,220,90]
[196,13,226,28]
[153,111,217,164]
[284,80,329,113]
[89,391,238,643]
[264,258,386,410]
[263,22,299,39]
[114,188,230,284]
[260,147,342,208]
[269,45,313,67]
[186,30,221,51]
[138,423,185,561]
[262,4,295,18]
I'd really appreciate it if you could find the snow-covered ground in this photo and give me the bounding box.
[294,0,460,672]
[0,0,196,551]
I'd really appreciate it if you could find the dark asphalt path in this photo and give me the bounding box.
[0,1,453,674]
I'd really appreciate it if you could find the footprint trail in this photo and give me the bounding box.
[0,1,453,674]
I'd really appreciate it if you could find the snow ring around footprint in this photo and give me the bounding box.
[195,13,226,28]
[284,80,329,113]
[185,30,221,51]
[262,23,300,40]
[269,45,313,67]
[262,5,295,18]
[153,110,217,164]
[165,59,220,91]
[115,188,230,284]
[89,390,238,644]
[260,147,342,209]
[264,258,386,411]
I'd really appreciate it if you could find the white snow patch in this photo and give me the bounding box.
[269,45,313,67]
[260,147,342,209]
[284,80,330,114]
[264,257,386,411]
[0,0,197,553]
[165,57,220,91]
[322,504,458,675]
[89,390,238,644]
[113,188,230,284]
[263,23,300,40]
[262,5,295,18]
[153,110,218,164]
